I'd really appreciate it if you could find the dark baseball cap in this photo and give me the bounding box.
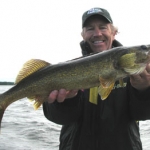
[82,7,113,28]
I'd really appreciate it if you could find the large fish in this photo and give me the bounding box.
[0,44,150,128]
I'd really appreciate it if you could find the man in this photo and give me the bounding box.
[43,7,150,150]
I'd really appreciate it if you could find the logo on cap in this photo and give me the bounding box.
[87,8,102,15]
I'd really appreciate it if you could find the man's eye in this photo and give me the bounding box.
[100,26,107,30]
[87,27,93,31]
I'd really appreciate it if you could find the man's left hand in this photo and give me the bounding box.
[130,63,150,91]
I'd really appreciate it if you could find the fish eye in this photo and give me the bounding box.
[141,45,147,50]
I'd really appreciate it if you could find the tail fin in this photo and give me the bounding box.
[0,106,5,131]
[0,94,7,132]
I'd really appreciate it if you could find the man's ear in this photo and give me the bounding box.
[113,30,117,36]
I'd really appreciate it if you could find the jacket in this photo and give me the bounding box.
[43,40,150,150]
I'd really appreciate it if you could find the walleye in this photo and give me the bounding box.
[0,44,150,129]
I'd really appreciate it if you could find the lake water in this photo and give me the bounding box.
[0,85,61,150]
[0,85,149,150]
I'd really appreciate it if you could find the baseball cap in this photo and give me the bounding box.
[82,7,113,28]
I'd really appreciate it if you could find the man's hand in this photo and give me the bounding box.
[130,63,150,91]
[47,89,78,103]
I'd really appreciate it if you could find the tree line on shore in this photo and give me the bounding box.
[0,82,14,85]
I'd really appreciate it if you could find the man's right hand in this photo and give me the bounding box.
[47,89,78,103]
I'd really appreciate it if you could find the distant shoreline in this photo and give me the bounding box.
[0,82,14,85]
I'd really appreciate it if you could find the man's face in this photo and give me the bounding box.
[82,16,116,53]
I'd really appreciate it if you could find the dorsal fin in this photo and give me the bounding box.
[15,59,50,84]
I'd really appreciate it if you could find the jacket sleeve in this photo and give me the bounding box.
[43,91,82,125]
[128,80,150,120]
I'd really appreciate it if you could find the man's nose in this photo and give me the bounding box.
[93,28,102,36]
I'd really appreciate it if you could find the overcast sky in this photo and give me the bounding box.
[0,0,150,81]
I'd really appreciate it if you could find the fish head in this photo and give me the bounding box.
[116,44,150,75]
[134,45,150,64]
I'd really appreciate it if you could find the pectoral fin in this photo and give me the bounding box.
[89,75,116,103]
[99,76,115,88]
[98,82,115,100]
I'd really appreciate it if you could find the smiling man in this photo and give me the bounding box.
[81,8,116,52]
[43,7,150,150]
